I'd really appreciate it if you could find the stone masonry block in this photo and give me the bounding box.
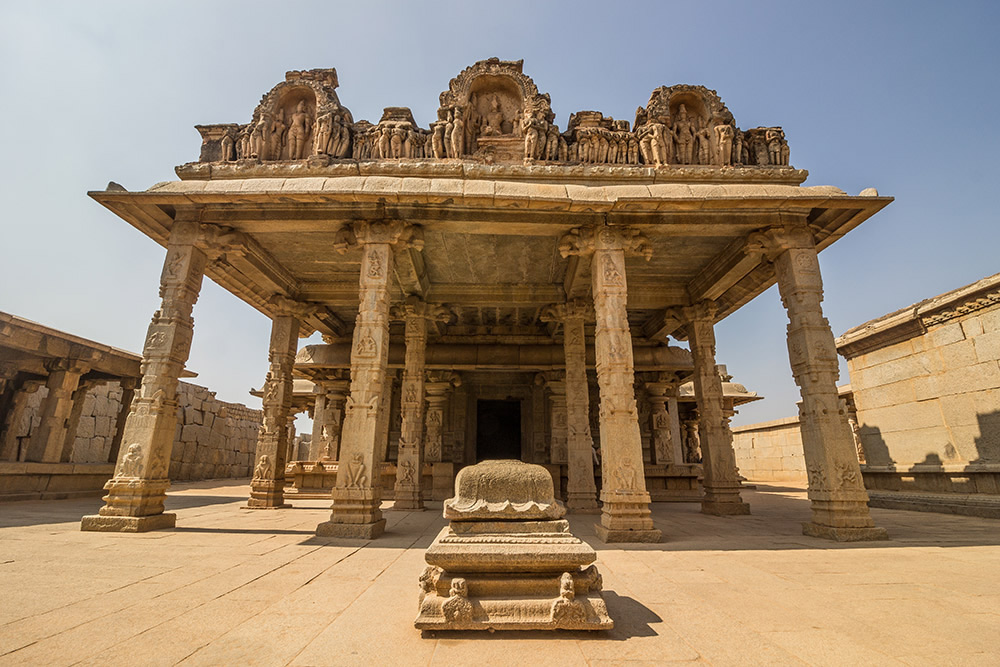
[927,322,966,348]
[961,315,985,339]
[973,329,1000,364]
[854,379,918,411]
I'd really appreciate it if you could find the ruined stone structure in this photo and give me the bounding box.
[416,459,613,630]
[837,272,1000,518]
[0,312,262,501]
[81,58,891,541]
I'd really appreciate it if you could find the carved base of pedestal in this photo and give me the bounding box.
[701,499,751,516]
[316,518,387,539]
[802,521,889,542]
[389,496,426,511]
[247,479,287,509]
[594,523,662,543]
[81,512,176,533]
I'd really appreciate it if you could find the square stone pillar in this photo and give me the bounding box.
[676,302,750,515]
[82,218,208,532]
[424,371,461,464]
[560,225,660,543]
[542,301,600,512]
[390,297,450,510]
[60,377,99,462]
[309,374,349,461]
[317,221,422,539]
[247,297,315,509]
[26,359,89,462]
[536,371,568,466]
[375,370,396,465]
[667,392,684,464]
[0,379,42,461]
[751,227,886,541]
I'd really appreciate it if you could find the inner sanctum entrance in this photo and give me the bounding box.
[476,400,522,462]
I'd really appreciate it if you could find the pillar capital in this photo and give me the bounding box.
[198,224,247,262]
[534,370,566,394]
[390,296,452,325]
[44,358,90,376]
[558,225,653,260]
[745,225,816,260]
[334,221,424,253]
[425,370,461,393]
[540,299,593,324]
[268,294,323,320]
[667,300,718,327]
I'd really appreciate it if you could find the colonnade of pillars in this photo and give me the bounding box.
[81,217,884,543]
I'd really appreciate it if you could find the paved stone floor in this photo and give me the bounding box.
[1,481,998,666]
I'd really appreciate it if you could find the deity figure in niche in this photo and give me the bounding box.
[673,104,696,165]
[287,100,312,160]
[481,94,505,136]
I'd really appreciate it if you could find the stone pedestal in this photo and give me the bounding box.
[754,227,887,541]
[416,460,612,631]
[82,218,208,533]
[681,302,750,516]
[561,225,660,543]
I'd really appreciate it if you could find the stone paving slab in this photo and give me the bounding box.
[1,480,998,666]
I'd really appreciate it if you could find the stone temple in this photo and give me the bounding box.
[79,58,891,542]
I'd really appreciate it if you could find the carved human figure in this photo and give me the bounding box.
[268,110,287,160]
[390,126,404,159]
[220,132,235,162]
[237,127,251,160]
[607,132,619,164]
[314,112,333,155]
[400,459,415,484]
[714,124,734,166]
[673,104,696,165]
[347,453,367,488]
[250,117,267,159]
[684,420,702,463]
[254,453,272,480]
[848,417,865,463]
[120,443,143,478]
[432,122,446,159]
[444,111,455,158]
[627,135,639,164]
[766,128,783,165]
[287,100,312,160]
[546,125,559,161]
[523,117,540,161]
[638,125,653,165]
[694,118,710,165]
[482,94,504,136]
[451,113,465,158]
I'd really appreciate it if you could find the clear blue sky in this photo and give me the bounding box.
[2,1,998,429]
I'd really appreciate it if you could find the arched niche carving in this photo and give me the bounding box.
[246,69,354,162]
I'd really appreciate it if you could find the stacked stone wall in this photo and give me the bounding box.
[4,380,260,480]
[731,417,806,482]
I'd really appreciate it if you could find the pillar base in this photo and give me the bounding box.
[594,523,662,543]
[389,498,425,511]
[242,502,291,510]
[802,522,888,542]
[566,493,601,514]
[316,519,386,539]
[247,479,287,509]
[701,499,751,516]
[81,512,176,533]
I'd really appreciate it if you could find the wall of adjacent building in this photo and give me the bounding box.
[847,306,1000,473]
[730,417,806,482]
[5,380,261,480]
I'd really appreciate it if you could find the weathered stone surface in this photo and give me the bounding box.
[417,459,612,631]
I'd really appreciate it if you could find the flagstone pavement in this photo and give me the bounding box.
[1,481,998,666]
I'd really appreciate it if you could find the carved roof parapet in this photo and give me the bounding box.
[186,59,794,170]
[558,225,653,260]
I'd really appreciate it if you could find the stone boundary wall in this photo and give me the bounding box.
[5,381,261,481]
[731,417,806,482]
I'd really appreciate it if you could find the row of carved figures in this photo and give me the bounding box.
[216,108,788,167]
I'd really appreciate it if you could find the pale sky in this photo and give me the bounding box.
[2,1,998,430]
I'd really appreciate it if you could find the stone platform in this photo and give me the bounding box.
[1,480,998,665]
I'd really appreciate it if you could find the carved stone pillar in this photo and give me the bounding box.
[667,392,684,464]
[676,302,750,516]
[108,378,137,465]
[536,371,568,466]
[60,377,99,462]
[375,370,396,465]
[309,375,349,461]
[644,378,674,466]
[543,301,599,512]
[0,379,42,461]
[683,417,701,463]
[751,227,886,541]
[391,297,450,510]
[82,218,208,532]
[26,359,89,462]
[424,371,460,464]
[559,225,660,543]
[247,297,314,509]
[317,221,422,539]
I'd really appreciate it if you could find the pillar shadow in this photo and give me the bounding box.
[971,409,1000,464]
[858,423,893,467]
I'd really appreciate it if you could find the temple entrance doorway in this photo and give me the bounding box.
[476,400,521,462]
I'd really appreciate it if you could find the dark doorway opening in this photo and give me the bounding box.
[476,400,521,462]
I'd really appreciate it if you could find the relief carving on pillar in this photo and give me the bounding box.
[119,443,143,478]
